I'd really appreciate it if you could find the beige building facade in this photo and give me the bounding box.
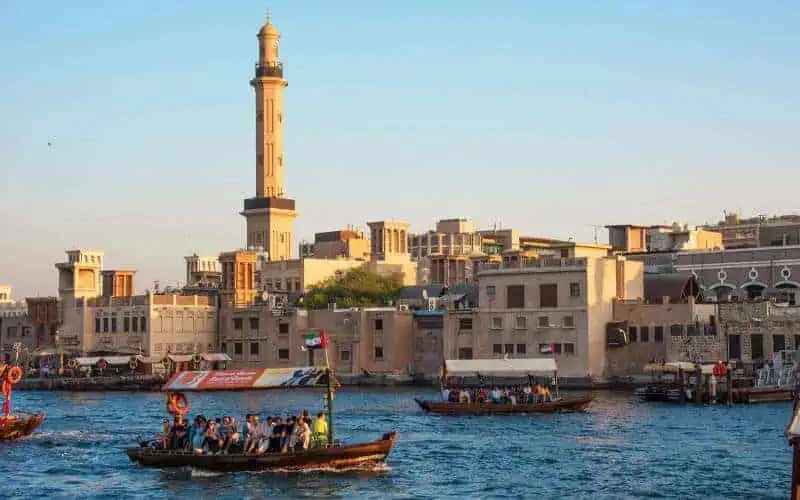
[430,256,644,379]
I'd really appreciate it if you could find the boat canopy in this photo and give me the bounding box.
[201,353,231,362]
[74,356,132,366]
[644,362,715,374]
[444,358,558,377]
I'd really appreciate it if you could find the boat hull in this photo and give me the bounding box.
[126,432,398,472]
[415,395,594,415]
[0,413,45,441]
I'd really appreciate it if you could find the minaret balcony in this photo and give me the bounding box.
[254,62,284,78]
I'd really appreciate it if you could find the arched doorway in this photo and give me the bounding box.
[708,283,736,302]
[776,281,799,305]
[741,282,767,299]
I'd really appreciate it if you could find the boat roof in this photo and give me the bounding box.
[74,356,133,365]
[166,353,231,362]
[644,362,716,374]
[445,358,557,376]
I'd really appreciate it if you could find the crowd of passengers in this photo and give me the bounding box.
[442,385,553,404]
[156,410,329,455]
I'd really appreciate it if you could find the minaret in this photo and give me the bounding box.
[241,12,297,261]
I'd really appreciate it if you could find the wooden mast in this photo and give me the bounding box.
[324,339,334,447]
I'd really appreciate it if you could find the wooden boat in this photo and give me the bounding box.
[415,394,593,415]
[0,363,44,440]
[417,357,593,416]
[127,335,398,473]
[127,431,397,472]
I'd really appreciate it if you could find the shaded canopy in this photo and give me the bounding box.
[644,273,702,304]
[445,358,558,377]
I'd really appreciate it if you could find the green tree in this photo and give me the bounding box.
[303,267,402,309]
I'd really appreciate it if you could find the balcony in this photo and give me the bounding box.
[254,62,284,79]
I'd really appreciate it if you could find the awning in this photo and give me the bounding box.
[202,353,231,362]
[444,358,558,376]
[167,354,194,362]
[34,349,59,356]
[644,362,715,374]
[74,356,132,366]
[135,355,157,364]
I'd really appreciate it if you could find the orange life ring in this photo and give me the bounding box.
[166,392,190,416]
[5,366,22,385]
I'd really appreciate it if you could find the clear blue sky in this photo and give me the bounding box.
[2,1,799,297]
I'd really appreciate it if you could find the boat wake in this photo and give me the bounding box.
[167,462,391,480]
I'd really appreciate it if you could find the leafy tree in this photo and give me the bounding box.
[303,267,402,309]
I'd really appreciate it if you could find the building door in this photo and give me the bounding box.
[728,334,741,360]
[751,334,764,361]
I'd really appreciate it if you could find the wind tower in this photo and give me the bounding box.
[240,11,297,261]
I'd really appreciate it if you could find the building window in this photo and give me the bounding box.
[493,344,502,355]
[554,343,563,354]
[515,316,527,330]
[340,350,351,361]
[564,343,575,355]
[458,347,474,359]
[491,317,502,330]
[506,285,525,308]
[751,334,764,360]
[234,318,243,330]
[374,346,384,360]
[275,279,282,290]
[563,315,574,328]
[774,334,786,352]
[249,317,259,330]
[132,317,138,332]
[654,326,664,343]
[569,282,581,298]
[795,335,800,351]
[234,343,243,355]
[516,343,527,355]
[686,324,698,336]
[220,343,227,354]
[111,317,117,333]
[670,324,683,336]
[538,316,549,328]
[95,318,101,333]
[374,318,384,332]
[140,316,146,331]
[486,285,496,300]
[459,317,473,330]
[279,323,289,334]
[629,326,638,343]
[504,343,514,354]
[250,342,259,355]
[123,317,130,332]
[103,318,109,333]
[539,284,558,308]
[640,326,649,343]
[278,348,289,360]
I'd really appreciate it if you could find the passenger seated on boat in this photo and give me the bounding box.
[244,414,262,453]
[293,414,311,452]
[447,390,458,403]
[203,420,221,454]
[477,388,488,403]
[219,416,240,454]
[441,388,450,401]
[189,415,207,453]
[311,412,328,448]
[282,416,296,453]
[267,417,285,453]
[458,389,471,404]
[168,415,188,450]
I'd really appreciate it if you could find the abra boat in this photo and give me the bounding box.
[415,358,594,416]
[0,363,44,440]
[127,340,398,472]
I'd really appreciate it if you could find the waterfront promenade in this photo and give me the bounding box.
[1,388,791,499]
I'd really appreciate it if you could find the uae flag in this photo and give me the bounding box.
[540,343,556,354]
[301,330,328,351]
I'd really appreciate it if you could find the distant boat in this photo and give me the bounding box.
[0,364,44,441]
[415,358,594,416]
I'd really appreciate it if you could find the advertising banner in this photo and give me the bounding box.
[163,367,325,391]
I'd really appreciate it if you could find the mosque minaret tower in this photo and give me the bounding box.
[240,12,297,261]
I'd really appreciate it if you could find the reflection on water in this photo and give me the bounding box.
[0,388,793,499]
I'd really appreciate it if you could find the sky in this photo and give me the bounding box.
[1,0,799,298]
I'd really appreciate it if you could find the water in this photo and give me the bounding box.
[0,389,792,499]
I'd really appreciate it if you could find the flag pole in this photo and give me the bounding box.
[323,331,335,447]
